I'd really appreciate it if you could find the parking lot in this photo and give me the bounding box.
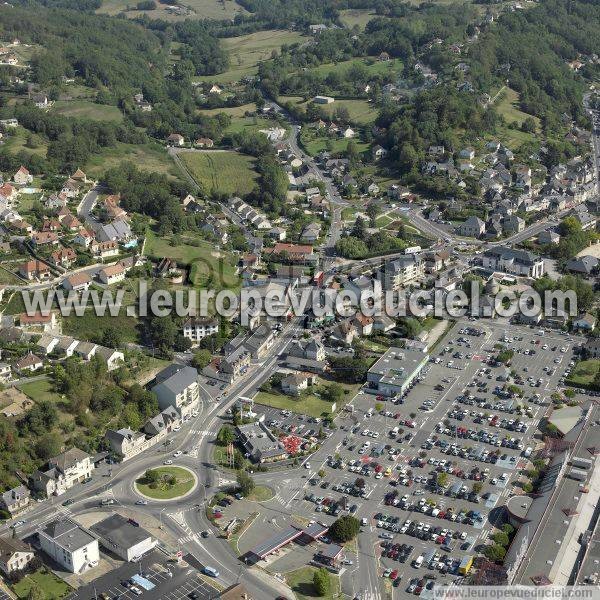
[289,320,583,597]
[68,551,217,600]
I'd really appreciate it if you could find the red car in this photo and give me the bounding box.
[390,570,398,580]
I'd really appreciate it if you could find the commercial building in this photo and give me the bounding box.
[367,347,429,397]
[38,519,99,573]
[90,514,155,562]
[151,364,199,418]
[105,428,155,462]
[182,317,219,343]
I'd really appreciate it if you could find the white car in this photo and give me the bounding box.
[163,459,173,465]
[173,451,182,457]
[304,462,311,469]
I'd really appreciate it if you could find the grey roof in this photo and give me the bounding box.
[41,518,96,551]
[484,246,541,266]
[249,525,302,558]
[0,484,29,506]
[319,543,344,560]
[566,255,598,274]
[48,447,90,472]
[95,219,131,242]
[55,336,77,351]
[152,365,197,394]
[90,514,152,549]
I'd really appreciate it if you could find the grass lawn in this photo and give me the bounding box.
[144,229,239,289]
[494,87,540,129]
[255,379,359,418]
[286,566,340,600]
[226,116,281,136]
[12,569,72,599]
[280,96,377,125]
[85,142,178,178]
[62,310,142,344]
[339,8,377,29]
[18,379,64,405]
[300,130,369,157]
[246,485,275,501]
[179,150,258,196]
[135,466,195,500]
[3,126,48,157]
[197,103,257,118]
[0,267,23,285]
[566,360,600,387]
[3,290,27,315]
[307,56,403,79]
[53,100,123,122]
[375,214,393,227]
[193,30,306,83]
[98,0,248,21]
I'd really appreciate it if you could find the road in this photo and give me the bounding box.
[5,322,301,600]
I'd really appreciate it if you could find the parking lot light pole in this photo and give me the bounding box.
[159,507,166,530]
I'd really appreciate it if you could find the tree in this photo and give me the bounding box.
[144,469,159,484]
[313,567,330,597]
[483,544,506,561]
[502,524,515,535]
[436,472,448,487]
[522,482,533,493]
[34,432,62,460]
[27,583,44,600]
[366,203,379,227]
[236,470,255,496]
[492,531,509,547]
[329,515,360,543]
[472,482,483,494]
[318,469,326,478]
[217,426,235,446]
[191,349,212,370]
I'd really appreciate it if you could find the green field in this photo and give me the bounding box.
[299,128,369,157]
[53,100,123,122]
[307,56,403,79]
[135,466,196,500]
[246,485,275,501]
[3,126,48,157]
[286,567,340,600]
[566,359,600,387]
[193,30,306,83]
[179,150,258,195]
[85,142,178,178]
[254,379,358,418]
[495,87,540,129]
[197,103,257,117]
[12,569,72,599]
[280,96,378,125]
[339,8,377,29]
[18,379,64,406]
[98,0,248,21]
[144,229,239,289]
[62,310,142,344]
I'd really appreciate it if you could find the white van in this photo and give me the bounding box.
[413,555,424,568]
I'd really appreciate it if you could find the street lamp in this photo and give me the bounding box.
[159,507,166,530]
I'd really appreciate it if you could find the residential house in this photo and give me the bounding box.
[73,228,94,248]
[458,216,485,238]
[0,537,35,576]
[95,346,124,371]
[265,243,317,265]
[51,247,76,268]
[18,260,50,281]
[502,215,525,234]
[91,240,119,259]
[300,222,321,243]
[32,232,59,247]
[151,364,199,418]
[281,372,316,396]
[538,230,560,245]
[143,406,181,438]
[105,428,153,462]
[14,353,43,374]
[166,133,185,146]
[30,448,94,497]
[98,264,126,285]
[36,334,59,355]
[55,337,79,357]
[38,519,99,573]
[74,341,97,361]
[95,220,132,243]
[353,314,374,336]
[13,166,32,186]
[269,227,287,241]
[372,145,388,161]
[63,272,91,292]
[572,313,596,331]
[195,137,214,148]
[19,311,56,331]
[182,318,219,344]
[0,485,30,517]
[330,319,358,346]
[565,255,598,276]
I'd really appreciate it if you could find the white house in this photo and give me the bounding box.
[182,318,219,343]
[0,537,35,576]
[98,264,126,285]
[38,519,99,573]
[30,448,94,497]
[151,364,199,418]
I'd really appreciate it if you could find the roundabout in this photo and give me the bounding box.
[134,465,198,501]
